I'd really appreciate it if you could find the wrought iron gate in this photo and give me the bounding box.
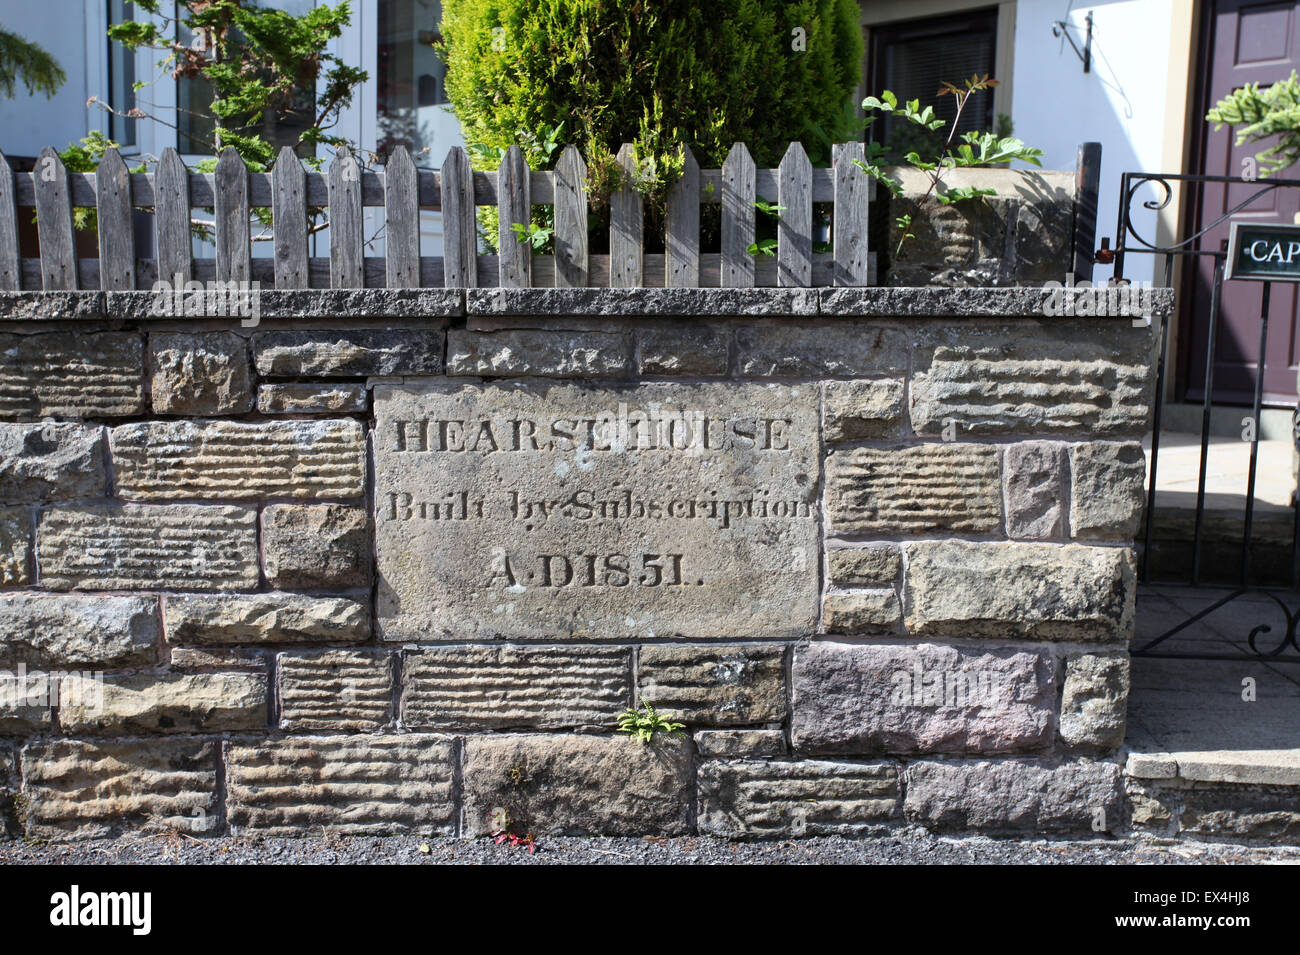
[1111,170,1300,661]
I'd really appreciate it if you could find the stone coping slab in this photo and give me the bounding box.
[1124,747,1300,787]
[0,286,1175,321]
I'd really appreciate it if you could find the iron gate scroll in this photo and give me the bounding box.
[1113,171,1300,661]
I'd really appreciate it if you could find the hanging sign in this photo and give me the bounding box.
[1226,220,1300,281]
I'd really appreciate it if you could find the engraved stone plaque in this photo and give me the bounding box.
[374,381,819,640]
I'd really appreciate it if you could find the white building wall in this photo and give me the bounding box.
[0,0,106,158]
[1011,0,1182,286]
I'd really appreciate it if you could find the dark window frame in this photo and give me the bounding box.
[867,7,1000,156]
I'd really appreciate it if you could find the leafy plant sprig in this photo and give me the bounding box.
[510,221,555,250]
[747,197,785,256]
[617,700,685,745]
[1207,70,1300,177]
[852,75,1044,256]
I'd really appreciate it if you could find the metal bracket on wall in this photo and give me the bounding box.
[1052,11,1093,74]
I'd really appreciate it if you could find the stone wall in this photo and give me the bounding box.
[0,286,1170,840]
[883,168,1080,288]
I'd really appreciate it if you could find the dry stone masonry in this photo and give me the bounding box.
[0,286,1170,840]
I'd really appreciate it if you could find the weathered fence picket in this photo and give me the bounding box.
[33,146,76,290]
[11,139,886,292]
[497,145,531,288]
[777,142,812,287]
[384,146,419,289]
[0,151,19,291]
[832,142,870,287]
[610,143,643,288]
[721,143,757,288]
[665,147,700,288]
[95,148,134,291]
[328,147,363,289]
[440,145,477,289]
[272,145,307,289]
[552,144,588,288]
[214,147,250,283]
[155,148,191,286]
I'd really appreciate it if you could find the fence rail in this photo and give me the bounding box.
[0,141,875,292]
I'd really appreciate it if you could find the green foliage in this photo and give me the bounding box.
[106,0,367,170]
[0,28,66,99]
[470,122,563,252]
[748,197,784,256]
[1207,70,1300,177]
[617,700,685,745]
[53,132,147,233]
[440,0,864,211]
[511,220,554,250]
[852,75,1043,255]
[804,98,871,166]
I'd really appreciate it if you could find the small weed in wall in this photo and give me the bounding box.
[617,700,685,745]
[488,807,537,854]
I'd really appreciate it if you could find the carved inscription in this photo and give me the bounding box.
[374,382,819,640]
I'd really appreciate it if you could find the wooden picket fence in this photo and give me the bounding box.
[0,140,873,292]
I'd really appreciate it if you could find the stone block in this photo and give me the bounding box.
[0,742,16,838]
[636,323,728,376]
[253,328,443,377]
[58,671,267,735]
[911,322,1153,436]
[0,594,158,667]
[169,647,265,670]
[257,383,367,415]
[111,419,365,501]
[22,738,219,839]
[1004,441,1067,540]
[791,641,1055,755]
[0,423,107,503]
[38,505,258,591]
[0,331,143,419]
[823,379,906,441]
[0,506,30,584]
[904,758,1122,832]
[1070,441,1147,539]
[0,671,53,733]
[736,323,908,377]
[1014,198,1075,284]
[694,729,787,759]
[887,197,1011,287]
[402,645,629,730]
[698,759,899,836]
[636,645,787,725]
[262,504,370,589]
[461,734,692,836]
[278,649,392,731]
[225,734,455,836]
[163,593,370,644]
[826,545,900,586]
[1179,788,1300,839]
[374,381,819,640]
[1059,652,1130,749]
[149,331,253,415]
[826,444,1002,535]
[822,590,902,635]
[446,329,630,377]
[904,540,1136,640]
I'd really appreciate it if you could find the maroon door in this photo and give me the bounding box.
[1184,0,1300,406]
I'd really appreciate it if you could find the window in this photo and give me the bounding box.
[376,0,451,161]
[868,8,998,159]
[107,0,136,147]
